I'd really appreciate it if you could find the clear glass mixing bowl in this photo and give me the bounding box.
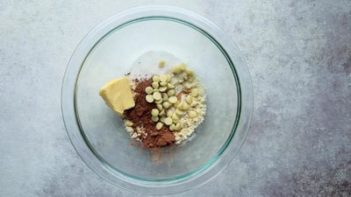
[61,6,253,195]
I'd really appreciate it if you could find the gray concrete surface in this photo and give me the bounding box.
[1,0,350,196]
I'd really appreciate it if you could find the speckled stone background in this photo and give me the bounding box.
[1,0,350,196]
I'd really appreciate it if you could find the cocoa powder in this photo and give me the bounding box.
[124,78,175,148]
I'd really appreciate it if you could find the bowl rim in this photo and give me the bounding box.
[61,5,253,195]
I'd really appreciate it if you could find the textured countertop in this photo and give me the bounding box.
[1,1,350,196]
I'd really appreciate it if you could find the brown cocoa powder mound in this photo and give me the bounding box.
[124,78,175,148]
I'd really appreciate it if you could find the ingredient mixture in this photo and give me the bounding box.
[100,63,206,148]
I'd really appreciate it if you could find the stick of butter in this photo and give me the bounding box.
[99,77,135,115]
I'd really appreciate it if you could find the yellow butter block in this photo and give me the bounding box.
[99,77,135,115]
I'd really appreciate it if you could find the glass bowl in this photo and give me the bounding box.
[61,6,253,195]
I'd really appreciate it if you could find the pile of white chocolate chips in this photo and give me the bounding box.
[126,64,206,144]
